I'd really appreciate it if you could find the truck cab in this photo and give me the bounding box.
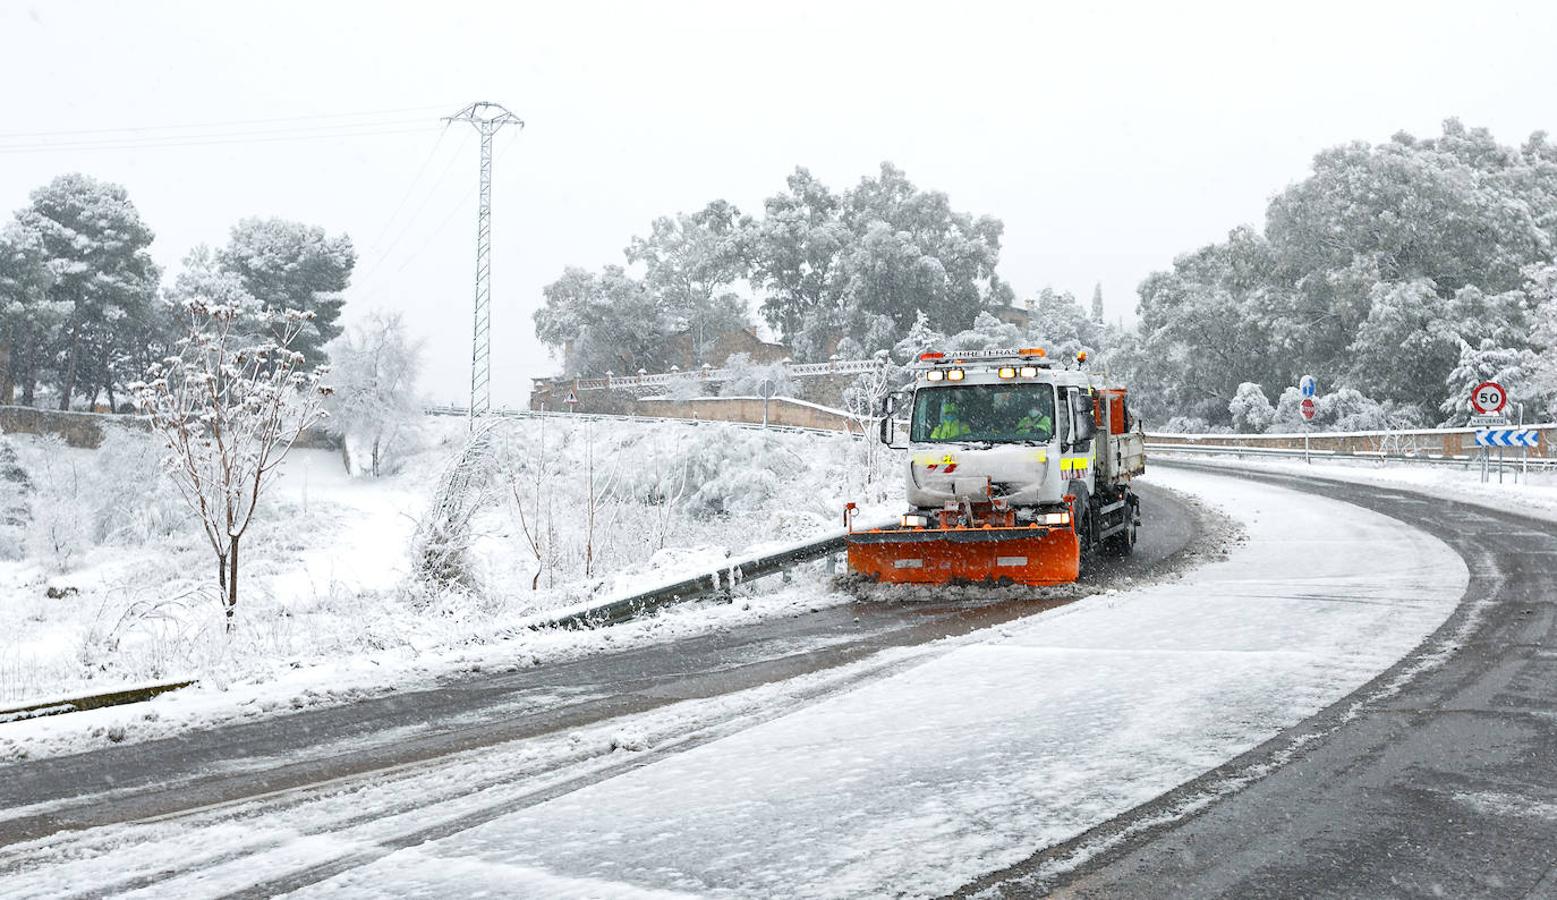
[850,348,1144,586]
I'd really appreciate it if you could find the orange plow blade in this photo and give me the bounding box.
[846,525,1080,586]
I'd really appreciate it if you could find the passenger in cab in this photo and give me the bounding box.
[1017,403,1053,440]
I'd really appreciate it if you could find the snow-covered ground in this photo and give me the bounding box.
[0,415,896,759]
[0,466,1471,898]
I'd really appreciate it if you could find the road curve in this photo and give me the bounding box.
[0,481,1199,853]
[963,461,1557,899]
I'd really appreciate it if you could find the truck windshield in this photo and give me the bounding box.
[910,383,1056,443]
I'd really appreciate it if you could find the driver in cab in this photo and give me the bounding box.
[931,399,972,440]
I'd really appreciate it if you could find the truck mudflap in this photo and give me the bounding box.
[845,524,1081,586]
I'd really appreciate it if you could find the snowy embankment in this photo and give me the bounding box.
[282,467,1468,899]
[0,415,896,759]
[1152,451,1557,523]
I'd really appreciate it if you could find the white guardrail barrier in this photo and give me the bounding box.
[1145,422,1557,473]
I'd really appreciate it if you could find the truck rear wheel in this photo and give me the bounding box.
[1103,496,1138,557]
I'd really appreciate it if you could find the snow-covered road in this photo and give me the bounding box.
[266,467,1464,899]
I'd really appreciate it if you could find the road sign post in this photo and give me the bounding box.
[1470,381,1509,483]
[1299,388,1317,464]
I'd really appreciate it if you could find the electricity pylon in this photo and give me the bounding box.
[444,101,523,426]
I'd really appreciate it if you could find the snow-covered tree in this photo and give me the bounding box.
[891,310,945,362]
[741,163,1011,359]
[1228,382,1275,433]
[945,311,1023,352]
[1134,120,1557,425]
[534,265,673,377]
[217,218,355,369]
[132,298,330,629]
[327,311,425,477]
[719,352,792,398]
[1522,263,1557,419]
[0,220,63,406]
[626,201,749,367]
[1440,339,1540,425]
[1090,283,1104,322]
[13,174,162,411]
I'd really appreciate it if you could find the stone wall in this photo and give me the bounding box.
[634,396,865,434]
[530,371,867,415]
[0,404,340,450]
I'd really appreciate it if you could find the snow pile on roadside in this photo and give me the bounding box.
[0,414,896,716]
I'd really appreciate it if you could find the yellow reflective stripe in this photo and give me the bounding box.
[1060,455,1094,472]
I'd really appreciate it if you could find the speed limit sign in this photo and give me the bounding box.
[1471,381,1507,415]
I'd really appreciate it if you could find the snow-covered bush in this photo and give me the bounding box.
[88,429,184,545]
[410,425,498,599]
[1268,387,1308,432]
[20,436,91,573]
[0,436,29,560]
[6,430,185,572]
[594,426,792,518]
[1228,382,1275,433]
[1320,388,1422,432]
[664,377,709,401]
[1162,416,1212,434]
[465,415,892,600]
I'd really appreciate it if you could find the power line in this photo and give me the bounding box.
[381,129,524,280]
[0,124,441,155]
[350,129,475,293]
[360,123,454,257]
[0,104,453,140]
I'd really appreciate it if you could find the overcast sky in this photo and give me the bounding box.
[1,0,1553,405]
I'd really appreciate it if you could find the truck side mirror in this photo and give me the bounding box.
[878,391,908,449]
[1070,391,1097,447]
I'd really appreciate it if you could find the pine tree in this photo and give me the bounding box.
[14,174,161,410]
[217,218,355,369]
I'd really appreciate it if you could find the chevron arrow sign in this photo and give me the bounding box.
[1475,428,1539,448]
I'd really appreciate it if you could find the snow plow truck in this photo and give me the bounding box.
[846,348,1145,586]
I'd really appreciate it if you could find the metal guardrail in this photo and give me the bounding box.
[0,680,195,725]
[532,520,893,630]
